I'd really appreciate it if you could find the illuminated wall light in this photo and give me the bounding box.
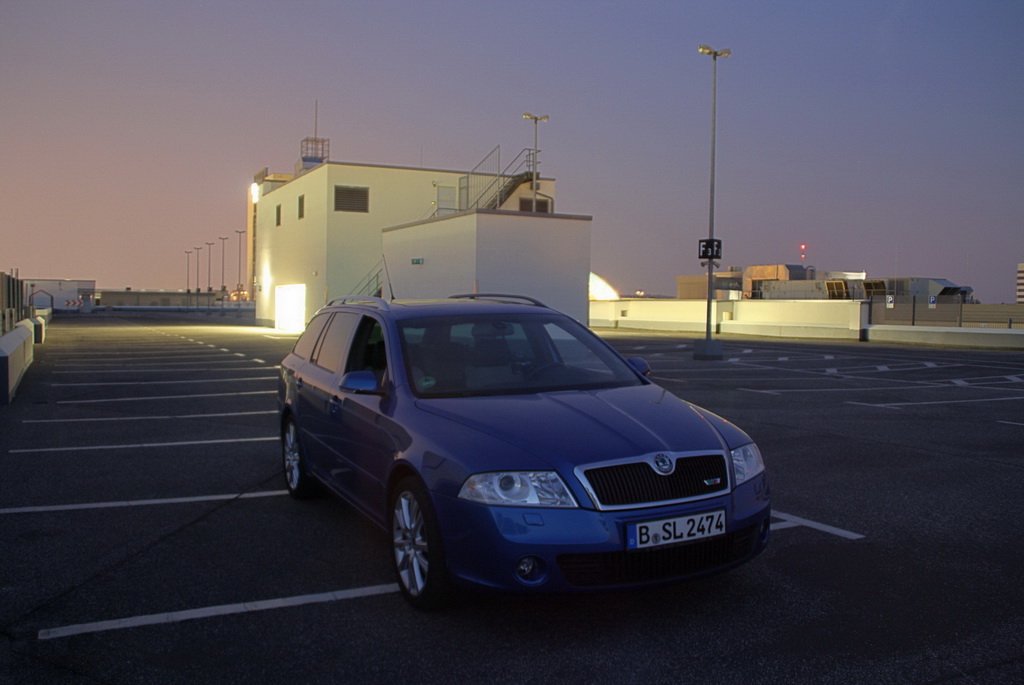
[250,183,260,204]
[275,284,306,332]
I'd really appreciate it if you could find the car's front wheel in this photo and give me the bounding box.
[282,418,318,499]
[390,476,453,610]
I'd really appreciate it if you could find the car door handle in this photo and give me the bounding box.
[329,396,342,413]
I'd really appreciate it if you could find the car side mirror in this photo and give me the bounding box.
[340,370,385,395]
[626,357,652,377]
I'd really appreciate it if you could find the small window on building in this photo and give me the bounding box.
[864,280,887,297]
[825,281,848,299]
[519,197,550,213]
[298,195,305,219]
[335,186,370,213]
[275,204,282,226]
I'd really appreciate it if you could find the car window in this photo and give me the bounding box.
[345,316,388,383]
[399,313,641,397]
[313,312,360,373]
[291,312,331,361]
[543,322,611,375]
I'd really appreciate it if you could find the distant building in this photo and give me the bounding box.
[677,265,972,302]
[249,140,592,328]
[1017,263,1023,304]
[26,279,96,311]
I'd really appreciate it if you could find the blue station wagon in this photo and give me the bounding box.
[278,294,770,608]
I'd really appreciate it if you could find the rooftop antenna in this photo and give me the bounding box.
[300,99,329,168]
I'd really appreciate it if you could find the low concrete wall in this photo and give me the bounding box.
[592,299,864,338]
[590,299,716,333]
[721,299,866,340]
[0,319,35,404]
[590,299,1023,349]
[32,316,46,343]
[866,325,1024,350]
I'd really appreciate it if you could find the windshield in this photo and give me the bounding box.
[398,313,643,398]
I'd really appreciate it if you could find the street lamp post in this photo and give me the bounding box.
[185,250,192,308]
[235,229,246,299]
[194,246,202,302]
[694,44,730,361]
[205,241,215,292]
[523,112,549,212]
[218,236,228,291]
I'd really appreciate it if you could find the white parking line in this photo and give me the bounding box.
[0,490,288,515]
[37,584,400,640]
[23,410,276,424]
[849,395,1024,408]
[51,376,277,387]
[25,506,858,641]
[58,390,276,404]
[8,436,277,454]
[771,510,864,539]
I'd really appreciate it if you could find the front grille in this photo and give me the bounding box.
[557,525,756,588]
[582,454,728,507]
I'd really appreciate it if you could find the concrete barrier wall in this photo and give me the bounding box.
[866,325,1024,350]
[592,299,861,337]
[590,299,715,332]
[590,299,1023,349]
[0,319,35,404]
[721,299,865,340]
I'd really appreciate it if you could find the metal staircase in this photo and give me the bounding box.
[460,147,536,212]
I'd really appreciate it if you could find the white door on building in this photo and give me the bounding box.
[275,284,306,332]
[436,186,457,216]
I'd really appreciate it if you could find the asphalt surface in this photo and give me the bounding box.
[1,314,1022,684]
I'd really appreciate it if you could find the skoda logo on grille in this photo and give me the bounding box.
[653,453,674,475]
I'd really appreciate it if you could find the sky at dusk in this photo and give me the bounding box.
[2,0,1022,302]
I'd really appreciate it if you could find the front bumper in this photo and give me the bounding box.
[432,472,770,592]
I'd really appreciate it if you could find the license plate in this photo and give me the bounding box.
[626,510,726,550]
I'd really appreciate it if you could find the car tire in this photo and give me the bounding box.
[390,476,454,610]
[282,418,318,499]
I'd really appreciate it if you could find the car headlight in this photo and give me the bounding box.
[458,471,578,508]
[731,443,765,485]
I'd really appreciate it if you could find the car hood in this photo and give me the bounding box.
[415,383,744,471]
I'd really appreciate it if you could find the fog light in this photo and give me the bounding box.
[514,556,548,585]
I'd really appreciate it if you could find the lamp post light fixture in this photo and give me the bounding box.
[185,250,192,308]
[205,241,215,292]
[235,229,246,299]
[218,236,228,291]
[194,246,202,300]
[694,44,730,361]
[523,112,549,212]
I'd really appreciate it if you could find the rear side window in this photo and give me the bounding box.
[313,312,360,373]
[345,317,389,382]
[291,313,331,361]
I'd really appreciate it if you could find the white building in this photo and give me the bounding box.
[249,141,592,328]
[1018,263,1023,304]
[26,279,96,311]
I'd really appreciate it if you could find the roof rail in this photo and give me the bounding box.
[448,293,548,307]
[326,296,391,310]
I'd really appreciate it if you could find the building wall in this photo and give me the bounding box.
[383,213,480,299]
[254,162,466,326]
[384,210,592,322]
[26,279,96,310]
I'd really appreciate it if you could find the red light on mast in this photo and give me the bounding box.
[799,243,807,261]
